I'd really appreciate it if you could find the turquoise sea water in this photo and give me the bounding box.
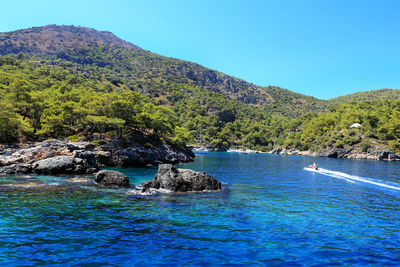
[1,152,400,265]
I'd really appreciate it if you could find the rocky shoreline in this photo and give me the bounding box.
[270,145,400,161]
[0,139,194,176]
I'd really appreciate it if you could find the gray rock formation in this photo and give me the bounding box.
[115,144,193,167]
[94,170,130,188]
[0,139,194,176]
[140,164,221,193]
[32,156,75,174]
[0,163,32,175]
[32,155,98,174]
[379,151,400,161]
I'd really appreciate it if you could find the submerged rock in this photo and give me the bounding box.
[140,164,221,193]
[94,170,130,188]
[0,182,44,188]
[64,177,93,184]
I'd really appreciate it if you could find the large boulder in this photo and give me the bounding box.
[33,156,75,174]
[94,170,130,188]
[32,156,98,174]
[141,164,221,193]
[0,163,32,175]
[379,151,400,161]
[117,149,146,166]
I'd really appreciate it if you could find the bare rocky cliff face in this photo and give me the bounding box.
[0,25,139,56]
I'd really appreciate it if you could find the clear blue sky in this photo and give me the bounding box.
[1,0,399,99]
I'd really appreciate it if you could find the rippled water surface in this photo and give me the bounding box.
[1,153,400,265]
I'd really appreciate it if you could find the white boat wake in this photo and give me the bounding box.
[304,167,400,191]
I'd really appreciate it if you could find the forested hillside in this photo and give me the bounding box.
[328,89,400,105]
[0,54,293,150]
[0,25,328,149]
[277,100,400,153]
[0,25,326,111]
[0,25,399,153]
[0,56,187,146]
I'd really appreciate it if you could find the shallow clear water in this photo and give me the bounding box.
[1,152,400,265]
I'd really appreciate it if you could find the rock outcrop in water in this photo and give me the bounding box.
[94,170,130,188]
[0,139,194,176]
[139,164,222,193]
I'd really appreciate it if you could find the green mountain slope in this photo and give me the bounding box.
[3,25,397,152]
[0,56,186,145]
[328,88,400,105]
[278,99,400,154]
[0,25,326,113]
[0,25,332,149]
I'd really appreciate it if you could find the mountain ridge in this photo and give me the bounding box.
[0,24,139,54]
[0,24,327,115]
[328,88,400,105]
[1,25,398,109]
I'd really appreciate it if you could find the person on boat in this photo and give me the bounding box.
[312,162,319,170]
